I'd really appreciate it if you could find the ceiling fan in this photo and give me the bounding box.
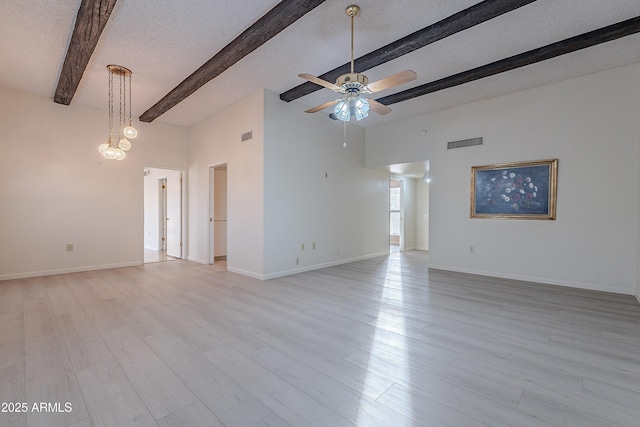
[299,5,417,121]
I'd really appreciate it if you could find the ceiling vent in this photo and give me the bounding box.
[447,137,483,150]
[241,131,253,142]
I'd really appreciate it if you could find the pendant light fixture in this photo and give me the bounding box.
[98,65,137,160]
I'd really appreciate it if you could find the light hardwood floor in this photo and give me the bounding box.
[1,251,640,426]
[144,249,179,264]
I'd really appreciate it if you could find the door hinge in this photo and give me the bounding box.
[180,242,183,247]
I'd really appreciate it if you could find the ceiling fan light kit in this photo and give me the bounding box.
[298,4,416,122]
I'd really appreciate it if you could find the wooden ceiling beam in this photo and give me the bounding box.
[375,16,640,106]
[54,0,119,105]
[140,0,326,123]
[279,0,538,103]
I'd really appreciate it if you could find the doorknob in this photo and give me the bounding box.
[166,218,170,220]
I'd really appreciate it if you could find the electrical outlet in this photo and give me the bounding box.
[296,257,299,265]
[469,245,475,253]
[312,242,316,250]
[66,244,74,252]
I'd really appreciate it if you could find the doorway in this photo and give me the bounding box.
[160,178,167,252]
[209,164,228,267]
[383,161,430,254]
[143,168,183,263]
[390,178,403,252]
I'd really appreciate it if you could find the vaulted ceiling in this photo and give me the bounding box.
[2,0,640,129]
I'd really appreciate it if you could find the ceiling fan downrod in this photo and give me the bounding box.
[346,5,360,74]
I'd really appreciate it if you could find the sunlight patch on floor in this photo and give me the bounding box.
[356,257,412,425]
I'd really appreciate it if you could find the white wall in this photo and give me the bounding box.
[263,90,389,278]
[188,90,264,277]
[0,87,188,279]
[366,64,640,295]
[637,119,640,303]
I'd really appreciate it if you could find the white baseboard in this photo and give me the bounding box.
[186,256,209,265]
[0,261,142,281]
[226,267,265,280]
[261,252,390,280]
[427,264,635,296]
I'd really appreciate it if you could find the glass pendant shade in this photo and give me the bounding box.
[114,148,126,160]
[334,100,350,121]
[354,98,369,121]
[333,97,370,122]
[123,125,137,139]
[118,138,132,151]
[98,143,109,155]
[104,146,117,159]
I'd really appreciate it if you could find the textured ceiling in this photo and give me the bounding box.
[1,0,640,129]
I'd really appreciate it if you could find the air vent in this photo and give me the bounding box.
[241,131,253,142]
[447,137,483,150]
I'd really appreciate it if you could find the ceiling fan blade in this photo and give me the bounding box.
[367,99,392,115]
[305,99,340,113]
[367,70,417,93]
[298,74,341,92]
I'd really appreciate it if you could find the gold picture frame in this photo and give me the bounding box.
[471,159,558,219]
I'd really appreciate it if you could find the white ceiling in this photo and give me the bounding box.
[1,0,640,129]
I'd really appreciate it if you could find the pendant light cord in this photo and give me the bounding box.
[128,73,133,126]
[120,72,125,140]
[108,69,114,146]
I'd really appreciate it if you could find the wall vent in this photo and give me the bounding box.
[447,137,483,150]
[241,131,253,142]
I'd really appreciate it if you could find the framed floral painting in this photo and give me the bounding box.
[471,159,558,219]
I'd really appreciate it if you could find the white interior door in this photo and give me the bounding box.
[213,168,228,258]
[166,170,182,258]
[209,164,228,264]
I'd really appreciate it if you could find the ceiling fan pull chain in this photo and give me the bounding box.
[343,120,347,148]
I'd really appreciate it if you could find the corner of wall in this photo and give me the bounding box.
[187,89,266,277]
[262,252,390,280]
